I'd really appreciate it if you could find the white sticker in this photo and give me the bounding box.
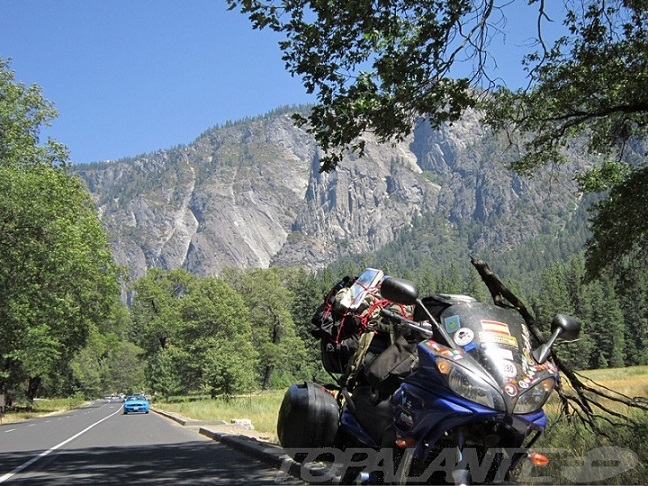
[499,361,518,378]
[485,346,515,361]
[454,328,475,346]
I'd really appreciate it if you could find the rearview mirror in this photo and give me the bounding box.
[380,276,419,305]
[533,314,582,364]
[550,314,581,341]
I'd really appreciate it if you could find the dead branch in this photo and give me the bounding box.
[470,256,648,430]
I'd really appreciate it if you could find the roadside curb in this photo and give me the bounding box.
[151,407,228,427]
[198,428,344,484]
[152,408,290,469]
[198,427,293,470]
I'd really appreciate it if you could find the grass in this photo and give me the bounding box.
[541,365,648,415]
[575,365,648,398]
[0,396,88,424]
[153,389,286,440]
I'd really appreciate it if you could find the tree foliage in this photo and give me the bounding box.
[129,269,259,398]
[223,267,308,389]
[228,0,485,171]
[0,58,123,402]
[585,165,648,279]
[0,163,123,401]
[486,2,648,174]
[0,58,69,168]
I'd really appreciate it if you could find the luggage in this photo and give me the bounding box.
[277,382,340,449]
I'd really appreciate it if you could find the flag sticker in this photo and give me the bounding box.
[480,332,519,348]
[481,320,510,335]
[444,315,461,333]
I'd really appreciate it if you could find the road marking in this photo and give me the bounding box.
[3,429,15,433]
[0,406,122,483]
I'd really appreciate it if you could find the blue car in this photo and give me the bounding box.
[123,394,150,414]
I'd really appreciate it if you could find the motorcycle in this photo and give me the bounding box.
[278,273,581,485]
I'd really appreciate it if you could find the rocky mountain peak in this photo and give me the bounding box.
[74,106,586,281]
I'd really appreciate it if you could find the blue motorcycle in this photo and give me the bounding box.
[278,275,581,484]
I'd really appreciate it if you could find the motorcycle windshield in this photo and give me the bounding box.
[436,301,557,395]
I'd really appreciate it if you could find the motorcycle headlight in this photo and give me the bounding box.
[438,358,506,411]
[513,377,556,414]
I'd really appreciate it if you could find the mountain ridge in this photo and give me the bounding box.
[73,105,591,282]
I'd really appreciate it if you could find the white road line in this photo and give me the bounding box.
[3,429,15,433]
[0,406,122,483]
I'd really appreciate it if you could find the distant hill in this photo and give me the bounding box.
[73,104,594,284]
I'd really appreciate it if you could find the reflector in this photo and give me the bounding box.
[529,452,550,466]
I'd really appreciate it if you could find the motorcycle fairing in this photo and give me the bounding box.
[423,301,559,413]
[391,382,548,460]
[340,402,382,448]
[383,300,556,460]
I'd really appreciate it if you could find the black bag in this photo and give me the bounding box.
[311,301,361,373]
[277,382,340,451]
[364,335,419,394]
[310,277,361,374]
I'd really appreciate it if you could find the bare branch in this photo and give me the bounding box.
[470,255,647,431]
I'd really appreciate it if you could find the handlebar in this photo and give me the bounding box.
[379,308,434,336]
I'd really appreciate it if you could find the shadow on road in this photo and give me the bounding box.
[0,440,300,485]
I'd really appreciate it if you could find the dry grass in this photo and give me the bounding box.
[543,365,648,414]
[0,397,88,424]
[575,365,648,398]
[153,389,285,438]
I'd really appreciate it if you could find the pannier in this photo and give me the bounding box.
[277,382,340,449]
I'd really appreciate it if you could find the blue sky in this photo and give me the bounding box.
[1,1,563,164]
[1,0,315,163]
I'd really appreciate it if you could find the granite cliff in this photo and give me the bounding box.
[74,105,588,280]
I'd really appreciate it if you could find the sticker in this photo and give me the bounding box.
[484,346,514,361]
[521,352,539,375]
[440,348,464,360]
[481,320,511,335]
[454,327,475,346]
[533,361,558,374]
[425,341,443,352]
[518,379,530,389]
[463,342,477,353]
[480,332,518,348]
[499,361,518,378]
[520,324,532,352]
[444,315,461,333]
[426,341,463,360]
[504,383,518,397]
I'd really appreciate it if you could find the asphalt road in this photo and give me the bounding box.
[0,400,298,485]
